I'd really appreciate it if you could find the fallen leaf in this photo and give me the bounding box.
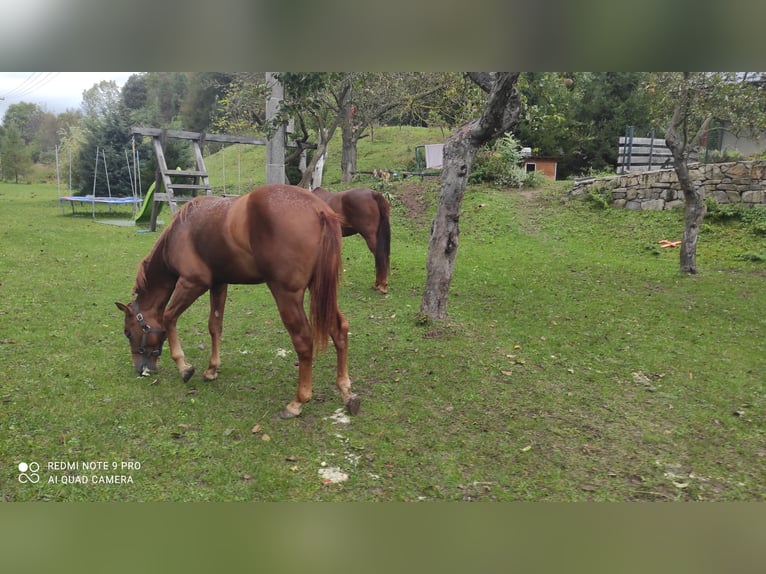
[186,389,198,396]
[501,370,513,377]
[521,445,532,452]
[251,424,262,434]
[261,434,271,442]
[289,466,299,472]
[178,423,191,429]
[242,474,252,481]
[285,455,298,462]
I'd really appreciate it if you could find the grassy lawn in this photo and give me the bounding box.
[1,150,765,501]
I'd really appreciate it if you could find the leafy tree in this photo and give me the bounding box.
[336,73,451,181]
[276,72,349,187]
[527,72,653,178]
[77,81,134,196]
[654,71,766,274]
[181,72,235,132]
[514,72,575,163]
[1,125,32,182]
[210,73,269,136]
[122,74,149,111]
[421,72,523,320]
[2,101,50,162]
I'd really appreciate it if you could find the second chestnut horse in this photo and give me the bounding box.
[312,187,391,293]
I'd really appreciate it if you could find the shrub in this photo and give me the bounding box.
[583,186,611,209]
[469,133,527,188]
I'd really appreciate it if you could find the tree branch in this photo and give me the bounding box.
[467,72,495,92]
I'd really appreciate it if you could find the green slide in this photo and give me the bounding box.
[134,181,161,223]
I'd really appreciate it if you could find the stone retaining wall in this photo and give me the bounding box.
[569,160,766,210]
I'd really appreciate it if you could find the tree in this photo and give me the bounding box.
[180,72,235,132]
[1,125,32,182]
[337,73,451,182]
[210,73,268,136]
[420,72,523,320]
[277,73,349,188]
[77,81,134,196]
[656,72,766,274]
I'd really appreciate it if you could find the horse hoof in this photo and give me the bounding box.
[202,369,219,382]
[278,408,299,420]
[345,395,361,415]
[182,367,195,383]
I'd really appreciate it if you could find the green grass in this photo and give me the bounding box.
[2,144,765,501]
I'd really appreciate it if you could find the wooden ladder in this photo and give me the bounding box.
[151,135,211,218]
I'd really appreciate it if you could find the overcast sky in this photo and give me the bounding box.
[0,72,136,114]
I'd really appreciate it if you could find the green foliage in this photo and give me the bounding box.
[705,198,766,235]
[469,132,528,187]
[0,125,33,182]
[583,186,612,209]
[705,148,744,163]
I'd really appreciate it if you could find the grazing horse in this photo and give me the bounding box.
[311,187,391,293]
[115,184,360,419]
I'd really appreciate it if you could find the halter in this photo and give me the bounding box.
[128,301,166,357]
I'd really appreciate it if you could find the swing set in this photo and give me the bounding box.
[129,127,269,231]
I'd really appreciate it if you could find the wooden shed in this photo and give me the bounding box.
[522,156,558,180]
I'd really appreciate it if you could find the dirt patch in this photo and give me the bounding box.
[397,183,430,223]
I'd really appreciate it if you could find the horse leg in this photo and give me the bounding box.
[329,308,360,415]
[362,231,387,294]
[164,278,208,383]
[269,286,314,418]
[203,283,227,381]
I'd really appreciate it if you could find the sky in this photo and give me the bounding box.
[0,72,136,115]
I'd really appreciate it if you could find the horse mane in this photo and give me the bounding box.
[132,202,194,297]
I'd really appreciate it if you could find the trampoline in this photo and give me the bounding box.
[59,195,142,219]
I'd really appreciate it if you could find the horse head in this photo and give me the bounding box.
[115,301,167,376]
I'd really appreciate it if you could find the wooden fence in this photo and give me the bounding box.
[617,136,674,173]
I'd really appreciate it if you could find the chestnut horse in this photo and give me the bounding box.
[115,184,360,419]
[311,187,391,293]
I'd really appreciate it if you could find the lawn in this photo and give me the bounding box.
[1,172,764,501]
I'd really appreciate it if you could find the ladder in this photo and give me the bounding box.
[151,134,211,217]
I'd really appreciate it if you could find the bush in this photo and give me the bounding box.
[705,149,744,163]
[705,197,766,235]
[469,133,527,188]
[583,186,611,209]
[522,170,547,189]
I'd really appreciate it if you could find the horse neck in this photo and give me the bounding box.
[134,248,176,315]
[312,187,333,201]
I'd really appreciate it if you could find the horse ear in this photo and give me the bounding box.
[115,302,130,314]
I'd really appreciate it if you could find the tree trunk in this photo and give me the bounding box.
[673,158,706,274]
[420,127,476,319]
[299,124,337,188]
[420,73,522,320]
[664,72,707,274]
[340,129,358,183]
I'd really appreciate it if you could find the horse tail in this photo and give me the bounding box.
[309,209,343,355]
[373,191,391,284]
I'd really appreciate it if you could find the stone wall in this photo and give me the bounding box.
[569,160,766,210]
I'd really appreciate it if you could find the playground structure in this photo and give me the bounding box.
[130,127,270,231]
[57,144,142,220]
